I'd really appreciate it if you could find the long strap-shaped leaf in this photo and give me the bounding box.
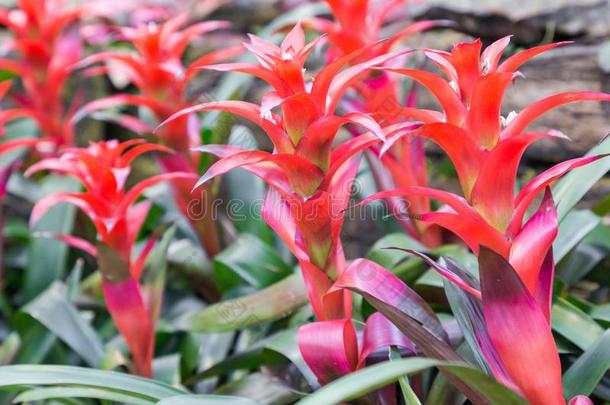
[295,358,528,405]
[562,330,610,399]
[0,365,186,401]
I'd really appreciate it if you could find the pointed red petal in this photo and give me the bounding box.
[509,188,557,294]
[120,143,173,167]
[194,147,294,194]
[261,188,306,261]
[31,193,106,234]
[326,49,413,114]
[390,107,444,124]
[535,251,555,323]
[498,41,571,73]
[0,138,40,155]
[481,36,512,72]
[416,123,483,198]
[508,155,607,235]
[359,186,477,219]
[161,100,262,127]
[501,92,610,140]
[420,212,509,256]
[34,232,97,257]
[73,94,169,123]
[327,156,361,242]
[120,172,197,214]
[466,72,515,148]
[471,131,565,231]
[281,22,306,54]
[445,39,482,105]
[186,45,244,78]
[479,247,565,405]
[161,100,291,152]
[202,63,290,95]
[358,187,510,256]
[382,68,466,124]
[311,41,389,109]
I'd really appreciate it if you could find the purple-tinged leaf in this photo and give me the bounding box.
[298,319,358,384]
[479,247,565,405]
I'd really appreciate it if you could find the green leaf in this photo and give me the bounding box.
[187,273,307,332]
[563,330,610,398]
[557,243,605,285]
[143,224,176,333]
[22,282,104,367]
[390,347,421,405]
[553,210,600,262]
[0,365,187,400]
[157,395,261,405]
[12,315,56,363]
[213,233,292,291]
[295,358,527,405]
[214,372,302,403]
[0,69,17,82]
[23,175,80,301]
[224,157,271,240]
[166,238,218,301]
[152,354,181,385]
[591,303,610,323]
[13,387,154,405]
[552,298,604,350]
[191,328,316,389]
[443,281,491,375]
[554,136,610,220]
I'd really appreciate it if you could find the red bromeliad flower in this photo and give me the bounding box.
[356,38,610,404]
[303,0,450,246]
[26,139,195,377]
[0,0,83,153]
[74,14,241,257]
[162,24,418,387]
[303,0,438,62]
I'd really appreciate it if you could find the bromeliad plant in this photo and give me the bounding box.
[349,37,610,404]
[25,139,195,377]
[161,23,425,387]
[0,0,83,153]
[0,2,609,404]
[74,13,241,257]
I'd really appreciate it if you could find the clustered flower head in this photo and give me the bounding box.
[0,0,83,152]
[26,139,195,376]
